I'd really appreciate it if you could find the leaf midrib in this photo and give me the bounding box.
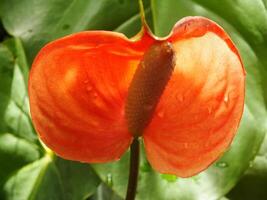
[27,156,52,200]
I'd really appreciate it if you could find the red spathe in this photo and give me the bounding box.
[29,16,245,177]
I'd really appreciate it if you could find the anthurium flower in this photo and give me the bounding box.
[29,16,245,177]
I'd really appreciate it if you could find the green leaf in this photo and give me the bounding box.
[0,0,150,63]
[227,134,267,200]
[0,43,14,131]
[115,7,153,37]
[54,158,101,200]
[3,156,62,200]
[5,38,30,84]
[89,184,123,200]
[0,39,36,142]
[2,155,100,200]
[0,133,40,185]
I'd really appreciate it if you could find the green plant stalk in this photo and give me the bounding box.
[125,138,140,200]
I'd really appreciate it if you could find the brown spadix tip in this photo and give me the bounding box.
[125,41,175,137]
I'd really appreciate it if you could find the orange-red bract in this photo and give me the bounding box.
[29,17,245,177]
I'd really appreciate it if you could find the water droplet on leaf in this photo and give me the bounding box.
[249,161,254,168]
[216,161,228,168]
[106,173,113,187]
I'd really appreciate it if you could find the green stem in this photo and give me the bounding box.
[138,0,146,25]
[125,138,140,200]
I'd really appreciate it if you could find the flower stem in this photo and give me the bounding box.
[125,138,140,200]
[138,0,146,25]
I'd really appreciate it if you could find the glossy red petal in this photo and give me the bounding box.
[29,31,153,162]
[143,17,245,177]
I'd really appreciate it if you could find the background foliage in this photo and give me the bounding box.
[0,0,267,199]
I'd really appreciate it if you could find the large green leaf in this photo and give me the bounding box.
[227,134,267,200]
[0,39,36,142]
[54,158,101,200]
[3,156,56,200]
[89,184,123,200]
[2,154,100,200]
[93,0,267,200]
[0,133,40,186]
[0,43,13,131]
